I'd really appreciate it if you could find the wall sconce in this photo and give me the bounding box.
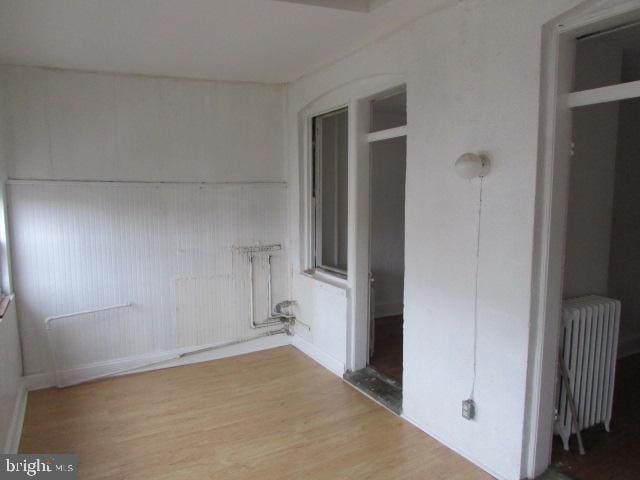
[455,153,490,179]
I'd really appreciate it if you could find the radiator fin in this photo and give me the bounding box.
[555,295,621,451]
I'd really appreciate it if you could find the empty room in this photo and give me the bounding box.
[1,1,639,479]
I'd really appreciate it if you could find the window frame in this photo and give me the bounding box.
[311,107,349,277]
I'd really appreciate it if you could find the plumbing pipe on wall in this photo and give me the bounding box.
[45,249,299,388]
[45,301,293,388]
[45,303,133,387]
[241,244,296,329]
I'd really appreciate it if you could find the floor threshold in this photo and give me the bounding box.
[343,367,402,415]
[536,468,574,480]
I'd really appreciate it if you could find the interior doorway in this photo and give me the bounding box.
[550,21,640,480]
[368,135,406,384]
[532,5,640,478]
[343,87,406,414]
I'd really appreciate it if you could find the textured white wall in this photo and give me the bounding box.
[0,302,21,452]
[1,66,290,378]
[292,274,348,368]
[8,181,289,376]
[286,1,581,479]
[0,66,285,182]
[0,78,22,452]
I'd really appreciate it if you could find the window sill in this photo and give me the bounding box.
[303,268,348,289]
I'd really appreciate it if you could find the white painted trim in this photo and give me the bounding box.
[56,351,179,388]
[25,334,291,390]
[141,334,291,372]
[401,413,508,480]
[25,332,352,394]
[526,2,640,478]
[618,334,640,358]
[365,125,407,143]
[24,373,55,391]
[3,383,27,454]
[349,95,372,371]
[568,79,640,108]
[524,20,575,479]
[303,269,349,289]
[291,334,345,377]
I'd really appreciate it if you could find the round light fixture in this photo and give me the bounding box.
[455,153,490,179]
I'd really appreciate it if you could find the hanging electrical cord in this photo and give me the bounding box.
[455,152,490,420]
[469,176,484,401]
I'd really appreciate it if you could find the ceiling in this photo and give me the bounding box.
[0,0,457,84]
[274,0,392,12]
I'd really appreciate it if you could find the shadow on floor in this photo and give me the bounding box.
[551,353,640,480]
[368,315,403,383]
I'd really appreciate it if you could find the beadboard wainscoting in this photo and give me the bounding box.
[8,180,289,381]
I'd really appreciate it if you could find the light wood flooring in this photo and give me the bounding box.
[20,346,492,480]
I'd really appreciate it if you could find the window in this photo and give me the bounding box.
[312,108,348,275]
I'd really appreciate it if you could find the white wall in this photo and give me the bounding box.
[1,66,289,380]
[0,80,22,452]
[8,181,289,377]
[0,302,23,452]
[286,1,581,479]
[1,66,285,182]
[371,137,405,318]
[563,37,622,298]
[292,273,348,373]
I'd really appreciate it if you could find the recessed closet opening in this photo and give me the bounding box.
[344,87,406,414]
[368,135,406,384]
[551,21,640,480]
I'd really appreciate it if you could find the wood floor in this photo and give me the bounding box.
[20,346,492,480]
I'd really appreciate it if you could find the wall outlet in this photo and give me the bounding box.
[462,399,476,420]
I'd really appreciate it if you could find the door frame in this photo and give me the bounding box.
[351,83,407,372]
[296,74,406,372]
[526,1,640,477]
